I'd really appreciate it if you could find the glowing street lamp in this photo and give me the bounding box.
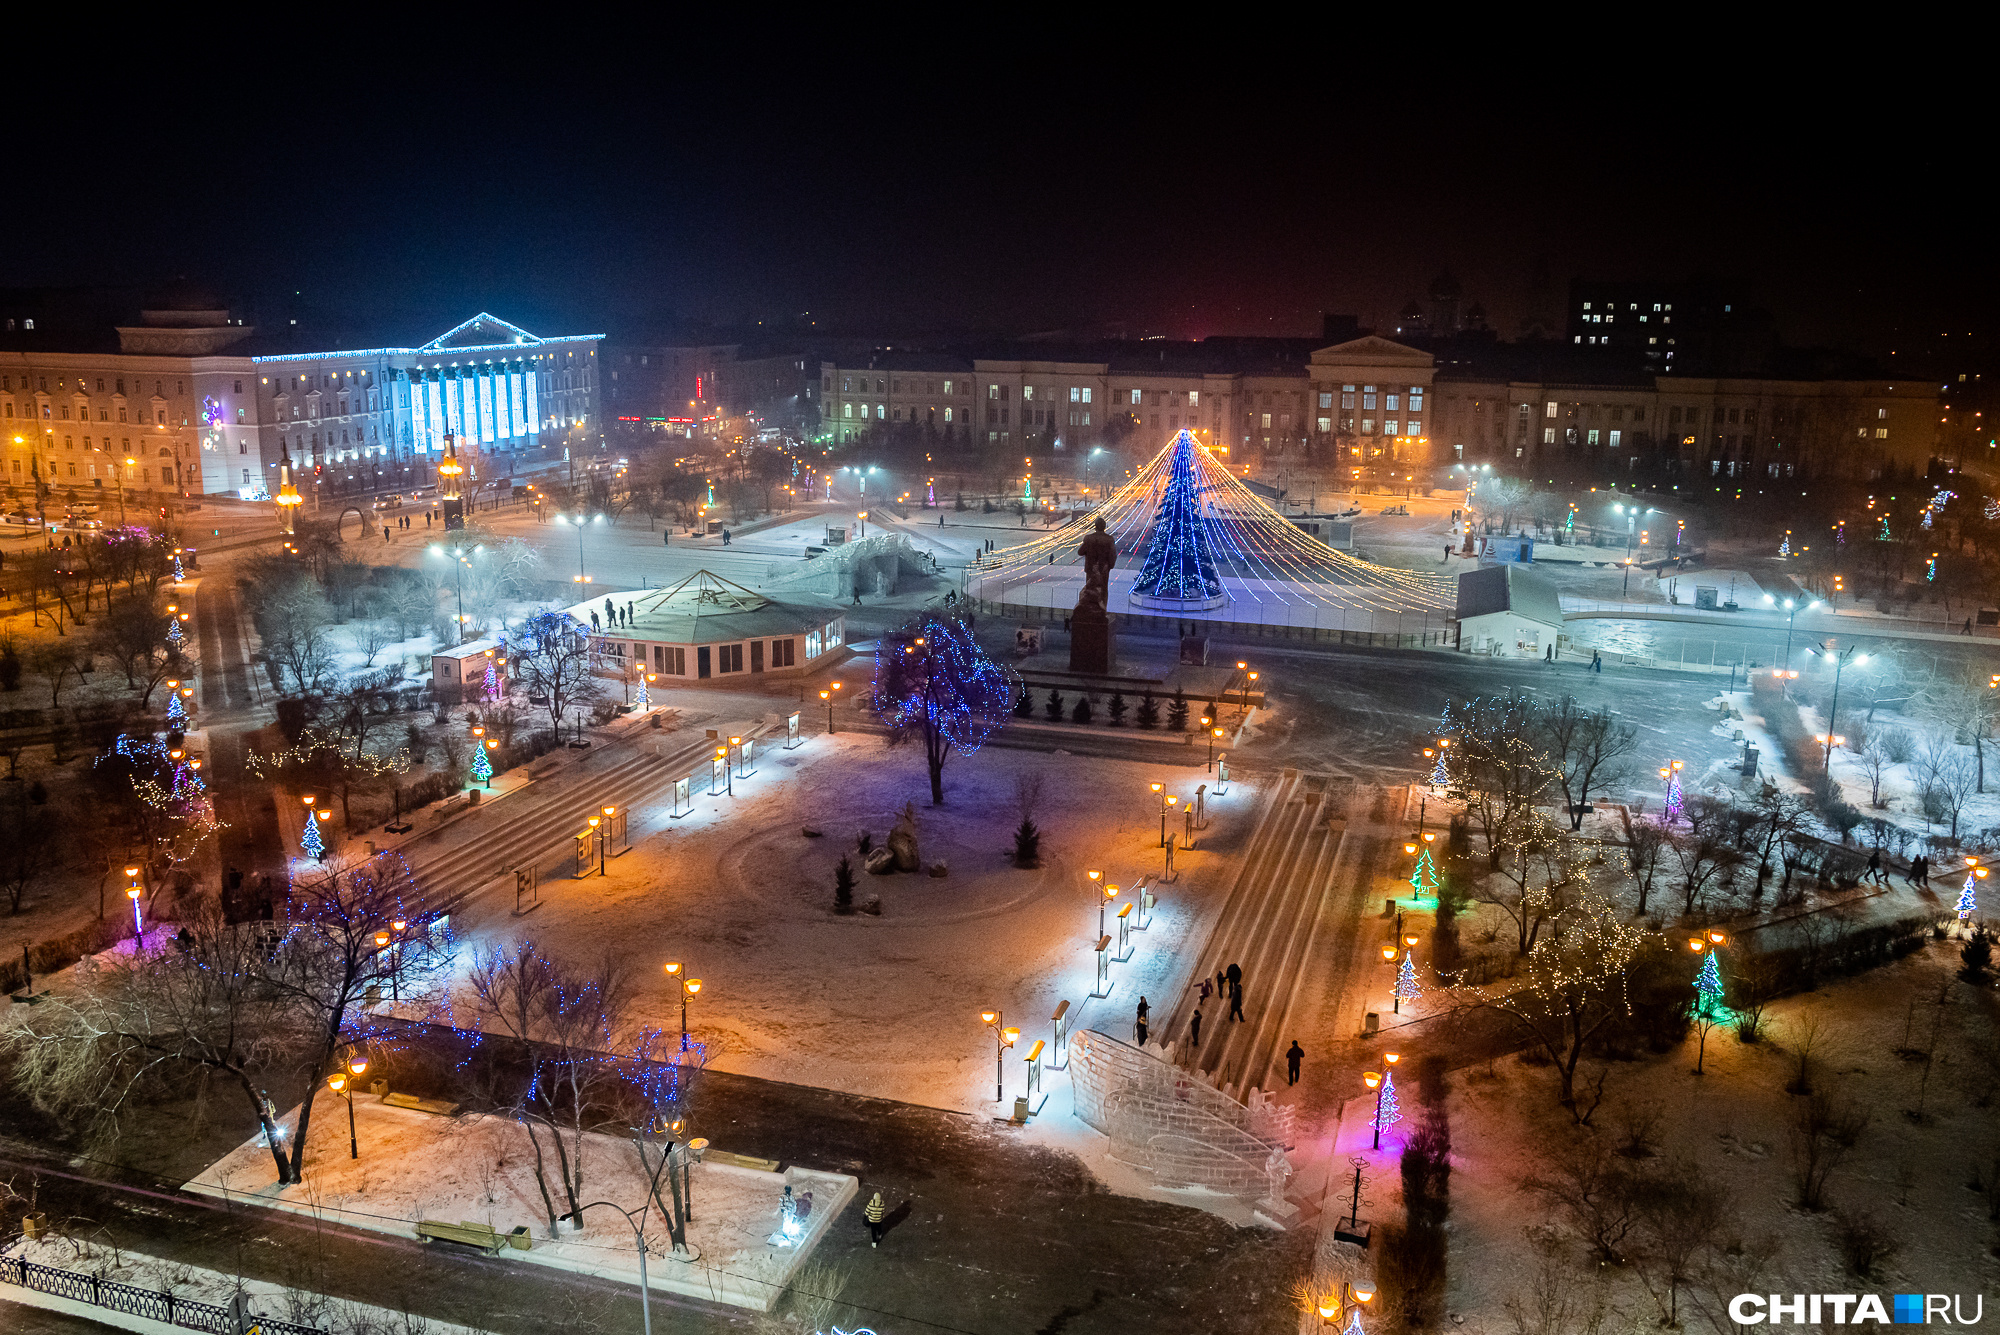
[1318,1279,1377,1328]
[125,866,143,939]
[329,1052,370,1159]
[979,1008,1019,1105]
[820,680,844,734]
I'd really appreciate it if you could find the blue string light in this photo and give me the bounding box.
[1129,432,1225,609]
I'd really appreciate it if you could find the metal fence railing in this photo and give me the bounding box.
[2,1253,325,1335]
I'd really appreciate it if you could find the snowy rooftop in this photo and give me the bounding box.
[564,569,843,644]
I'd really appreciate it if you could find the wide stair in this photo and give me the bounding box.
[1165,768,1349,1095]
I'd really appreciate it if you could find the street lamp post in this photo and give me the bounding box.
[820,681,843,734]
[664,963,702,1055]
[1808,641,1869,769]
[124,865,143,939]
[1151,783,1171,847]
[555,511,603,585]
[1317,1280,1379,1329]
[979,1008,1020,1105]
[327,1053,369,1160]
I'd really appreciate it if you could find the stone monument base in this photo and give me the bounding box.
[1068,610,1116,675]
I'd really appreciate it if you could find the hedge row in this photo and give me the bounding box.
[0,913,135,995]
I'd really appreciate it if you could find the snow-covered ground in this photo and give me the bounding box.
[185,1099,856,1312]
[443,734,1251,1118]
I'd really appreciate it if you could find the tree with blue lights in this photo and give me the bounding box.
[874,611,1017,805]
[1395,953,1422,1006]
[1130,432,1224,607]
[1957,872,1979,922]
[470,744,493,787]
[300,808,324,861]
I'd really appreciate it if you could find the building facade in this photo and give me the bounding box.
[804,335,1937,484]
[2,307,601,500]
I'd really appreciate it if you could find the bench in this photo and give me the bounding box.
[700,1149,780,1172]
[416,1220,504,1254]
[382,1092,460,1116]
[431,795,472,823]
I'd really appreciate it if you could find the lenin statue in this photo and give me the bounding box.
[1069,517,1118,674]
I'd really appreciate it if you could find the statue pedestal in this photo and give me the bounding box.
[1069,609,1116,675]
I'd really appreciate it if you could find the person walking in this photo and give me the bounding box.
[864,1191,886,1248]
[1866,846,1887,886]
[1198,976,1212,1005]
[1916,854,1931,888]
[1189,1007,1202,1049]
[1228,981,1245,1023]
[1591,650,1602,673]
[1216,967,1227,997]
[1225,962,1241,992]
[1964,617,1974,635]
[1442,544,1451,563]
[1135,996,1149,1046]
[1285,1040,1304,1085]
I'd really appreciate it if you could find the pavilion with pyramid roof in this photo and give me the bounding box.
[562,570,848,683]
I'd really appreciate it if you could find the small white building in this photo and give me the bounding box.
[1455,565,1564,658]
[566,570,846,685]
[430,637,503,695]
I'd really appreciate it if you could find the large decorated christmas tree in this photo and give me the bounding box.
[1128,432,1227,611]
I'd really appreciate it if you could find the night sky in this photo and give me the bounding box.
[14,74,1982,367]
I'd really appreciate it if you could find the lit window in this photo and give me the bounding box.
[1385,420,1399,435]
[1317,416,1332,433]
[1583,302,1592,310]
[1130,389,1142,405]
[1876,408,1888,419]
[1608,430,1622,447]
[1069,387,1080,402]
[1361,419,1374,434]
[1188,391,1199,407]
[1023,385,1036,401]
[1587,429,1600,445]
[1875,428,1889,439]
[1546,402,1558,417]
[1386,395,1400,412]
[1260,413,1272,429]
[1319,392,1333,409]
[1082,388,1092,403]
[1408,420,1421,435]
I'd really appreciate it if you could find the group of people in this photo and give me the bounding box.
[588,598,637,632]
[1132,964,1308,1086]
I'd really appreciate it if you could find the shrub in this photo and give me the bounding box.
[1013,688,1034,719]
[0,648,19,691]
[1961,927,1994,985]
[1167,689,1190,732]
[1044,690,1064,722]
[1882,727,1914,764]
[1013,818,1041,867]
[1136,691,1159,730]
[1107,692,1128,726]
[1833,1207,1900,1278]
[1071,696,1093,724]
[834,856,855,912]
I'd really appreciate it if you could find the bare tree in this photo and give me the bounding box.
[466,941,672,1238]
[1629,1157,1729,1328]
[1669,795,1746,915]
[514,609,599,741]
[1929,752,1980,838]
[1444,692,1555,868]
[257,853,457,1183]
[261,579,336,695]
[1624,818,1669,916]
[4,901,311,1177]
[1788,1089,1870,1210]
[1855,733,1893,809]
[1474,895,1650,1116]
[1535,696,1637,830]
[346,619,397,668]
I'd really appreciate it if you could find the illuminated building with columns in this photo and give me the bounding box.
[2,299,599,500]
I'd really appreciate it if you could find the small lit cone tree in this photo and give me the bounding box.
[1430,750,1449,787]
[1664,770,1684,825]
[299,808,324,861]
[1409,846,1438,895]
[1395,953,1422,1007]
[1374,1069,1402,1137]
[166,690,187,728]
[873,611,1017,805]
[1958,874,1979,922]
[469,744,493,787]
[483,662,500,702]
[1693,950,1724,1018]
